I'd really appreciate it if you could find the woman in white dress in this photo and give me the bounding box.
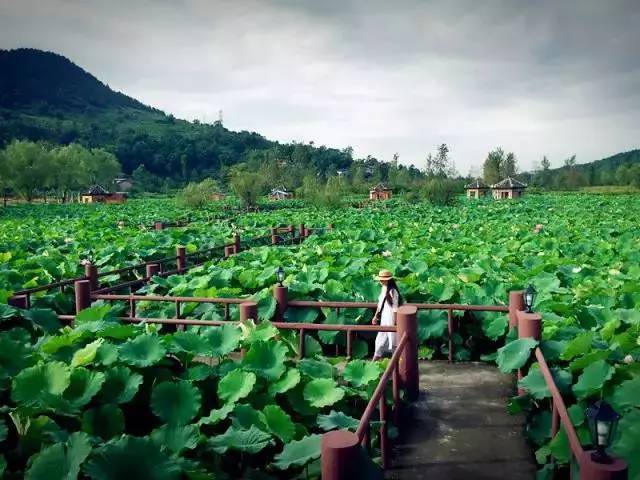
[371,269,403,360]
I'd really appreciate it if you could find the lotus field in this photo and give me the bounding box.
[0,194,639,479]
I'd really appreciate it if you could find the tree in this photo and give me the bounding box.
[177,178,220,208]
[2,140,52,201]
[229,170,264,207]
[425,144,455,178]
[482,147,518,184]
[51,144,90,202]
[88,148,120,186]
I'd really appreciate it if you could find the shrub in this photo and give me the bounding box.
[423,178,460,205]
[177,178,219,208]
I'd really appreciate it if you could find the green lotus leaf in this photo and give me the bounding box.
[496,338,538,373]
[25,432,91,480]
[71,338,105,367]
[118,334,166,367]
[0,419,7,442]
[75,305,113,323]
[93,342,118,366]
[168,331,210,356]
[517,366,572,400]
[263,404,295,442]
[151,381,202,425]
[203,323,242,356]
[64,368,105,408]
[97,366,143,404]
[84,436,181,480]
[12,361,71,406]
[317,410,360,431]
[268,368,301,396]
[418,311,447,341]
[24,308,61,334]
[481,313,508,341]
[526,411,551,446]
[573,360,614,399]
[246,321,279,343]
[208,425,273,454]
[218,370,256,404]
[303,378,345,408]
[243,341,288,380]
[298,358,334,379]
[612,409,640,478]
[610,377,640,411]
[560,332,593,360]
[342,360,381,387]
[232,404,266,430]
[151,424,200,453]
[198,403,235,426]
[0,329,35,380]
[82,404,124,440]
[272,434,321,470]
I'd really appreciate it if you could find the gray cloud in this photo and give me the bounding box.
[1,0,639,172]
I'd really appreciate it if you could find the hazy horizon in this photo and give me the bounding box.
[1,0,639,173]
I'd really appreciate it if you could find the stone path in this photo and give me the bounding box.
[385,361,536,480]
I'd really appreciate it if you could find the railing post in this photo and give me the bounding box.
[233,233,241,254]
[273,285,288,321]
[321,430,360,480]
[84,263,98,291]
[176,246,186,272]
[74,280,91,313]
[154,221,163,231]
[396,305,419,400]
[298,223,305,239]
[304,227,311,237]
[508,290,525,329]
[8,295,28,309]
[289,225,295,244]
[579,452,628,480]
[271,227,278,245]
[327,223,334,231]
[447,308,454,363]
[146,263,159,278]
[517,309,542,395]
[239,301,258,323]
[224,245,234,258]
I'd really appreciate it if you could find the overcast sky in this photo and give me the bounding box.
[1,0,639,173]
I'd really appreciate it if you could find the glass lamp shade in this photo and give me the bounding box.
[586,400,620,463]
[276,266,285,286]
[524,284,536,312]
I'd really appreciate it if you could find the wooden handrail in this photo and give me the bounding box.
[534,347,584,457]
[356,333,409,439]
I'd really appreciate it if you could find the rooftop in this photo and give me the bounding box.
[491,177,527,189]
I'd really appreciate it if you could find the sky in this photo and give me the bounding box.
[1,0,639,173]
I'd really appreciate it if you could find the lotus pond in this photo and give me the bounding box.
[1,193,639,479]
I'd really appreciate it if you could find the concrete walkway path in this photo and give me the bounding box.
[386,361,536,480]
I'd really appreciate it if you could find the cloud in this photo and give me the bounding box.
[1,0,638,172]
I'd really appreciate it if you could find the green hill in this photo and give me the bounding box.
[0,48,352,179]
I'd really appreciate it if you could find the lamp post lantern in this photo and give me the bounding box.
[523,284,536,313]
[277,266,285,287]
[586,400,621,464]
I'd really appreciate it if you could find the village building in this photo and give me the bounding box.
[113,177,133,192]
[269,186,293,201]
[490,177,527,200]
[209,192,226,201]
[369,183,392,200]
[464,179,490,199]
[81,185,127,204]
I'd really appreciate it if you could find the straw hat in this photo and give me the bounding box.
[375,269,394,281]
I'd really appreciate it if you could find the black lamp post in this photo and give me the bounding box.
[586,400,621,464]
[276,266,285,287]
[523,284,536,313]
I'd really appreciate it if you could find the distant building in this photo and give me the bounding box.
[209,192,226,201]
[81,185,127,204]
[369,183,392,200]
[336,169,348,177]
[269,186,293,201]
[464,179,490,199]
[491,177,527,199]
[114,177,133,192]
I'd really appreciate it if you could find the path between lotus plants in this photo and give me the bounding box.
[386,361,536,480]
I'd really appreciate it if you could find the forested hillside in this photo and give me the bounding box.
[0,48,353,180]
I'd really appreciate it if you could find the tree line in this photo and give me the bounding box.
[0,140,120,202]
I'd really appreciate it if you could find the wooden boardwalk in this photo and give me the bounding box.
[386,361,536,480]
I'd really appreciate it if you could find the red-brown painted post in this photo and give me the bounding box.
[271,227,278,245]
[304,227,311,237]
[84,263,98,291]
[447,308,454,363]
[8,295,28,309]
[239,301,258,323]
[396,305,419,400]
[288,224,295,243]
[321,430,360,480]
[327,223,334,231]
[176,246,186,272]
[146,263,160,278]
[224,245,234,258]
[154,221,163,231]
[273,285,288,321]
[74,280,91,313]
[508,290,525,329]
[298,223,305,238]
[517,309,542,395]
[579,452,628,480]
[233,233,241,254]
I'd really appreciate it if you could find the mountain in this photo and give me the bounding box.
[0,48,352,180]
[543,149,640,185]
